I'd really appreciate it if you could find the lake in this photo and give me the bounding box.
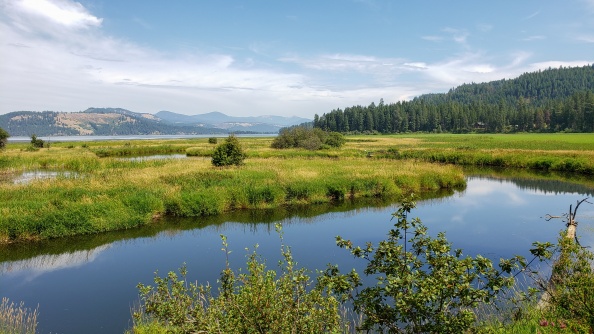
[1,175,593,333]
[6,134,277,143]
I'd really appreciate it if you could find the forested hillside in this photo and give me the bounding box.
[314,65,594,133]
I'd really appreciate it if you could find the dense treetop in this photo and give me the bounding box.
[314,65,594,133]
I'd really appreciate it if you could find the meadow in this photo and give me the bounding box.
[0,136,464,243]
[1,133,593,243]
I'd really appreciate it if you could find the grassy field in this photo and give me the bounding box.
[372,133,594,174]
[1,133,593,243]
[0,136,466,243]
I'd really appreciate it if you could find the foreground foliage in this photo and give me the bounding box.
[320,196,532,333]
[134,226,343,334]
[0,297,38,334]
[132,198,571,334]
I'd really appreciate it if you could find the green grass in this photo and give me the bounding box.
[371,133,594,175]
[1,133,593,243]
[0,137,465,243]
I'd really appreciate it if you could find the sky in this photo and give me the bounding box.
[1,0,594,119]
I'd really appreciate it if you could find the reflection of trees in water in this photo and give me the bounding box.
[469,176,594,197]
[0,187,458,268]
[0,245,110,275]
[464,166,594,196]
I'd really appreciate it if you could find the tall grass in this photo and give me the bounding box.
[3,134,592,243]
[0,298,38,334]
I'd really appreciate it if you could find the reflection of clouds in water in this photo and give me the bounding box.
[0,245,110,280]
[466,178,528,206]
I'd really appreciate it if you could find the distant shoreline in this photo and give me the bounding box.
[7,133,277,142]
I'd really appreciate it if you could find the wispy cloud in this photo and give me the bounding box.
[443,27,470,45]
[575,34,594,43]
[522,35,546,41]
[523,10,540,20]
[421,35,444,42]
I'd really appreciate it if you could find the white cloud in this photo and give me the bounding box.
[575,35,594,43]
[422,35,444,42]
[523,10,540,20]
[443,27,469,45]
[9,0,101,28]
[522,35,546,41]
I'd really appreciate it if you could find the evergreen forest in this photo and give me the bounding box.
[313,65,594,133]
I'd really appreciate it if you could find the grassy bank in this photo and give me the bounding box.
[2,133,592,243]
[373,133,594,174]
[0,137,464,243]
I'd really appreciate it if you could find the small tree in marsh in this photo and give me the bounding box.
[211,135,246,167]
[30,134,44,148]
[0,127,8,149]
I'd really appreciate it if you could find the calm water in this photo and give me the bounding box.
[7,134,276,143]
[1,176,593,333]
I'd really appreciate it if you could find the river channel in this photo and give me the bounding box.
[1,174,593,333]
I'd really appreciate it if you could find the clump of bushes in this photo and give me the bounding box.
[208,137,218,144]
[134,228,343,333]
[0,127,9,149]
[212,135,246,167]
[271,127,345,150]
[30,134,44,148]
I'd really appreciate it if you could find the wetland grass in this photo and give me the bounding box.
[0,298,38,334]
[2,133,592,243]
[0,137,464,243]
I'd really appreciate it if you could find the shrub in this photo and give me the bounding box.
[135,227,342,333]
[30,134,44,148]
[0,127,8,149]
[208,137,217,144]
[320,195,528,333]
[211,135,246,167]
[272,126,345,150]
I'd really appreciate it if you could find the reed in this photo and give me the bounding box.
[0,298,38,334]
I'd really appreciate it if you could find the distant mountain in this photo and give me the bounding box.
[0,108,311,137]
[155,110,311,132]
[0,108,225,136]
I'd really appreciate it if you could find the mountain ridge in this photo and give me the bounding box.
[0,108,311,136]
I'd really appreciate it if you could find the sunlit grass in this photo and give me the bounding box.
[0,137,466,242]
[2,133,592,243]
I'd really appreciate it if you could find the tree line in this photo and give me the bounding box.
[314,65,594,133]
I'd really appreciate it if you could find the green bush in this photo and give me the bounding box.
[135,227,342,333]
[211,135,246,167]
[30,134,44,148]
[0,127,8,149]
[272,126,345,150]
[208,137,218,144]
[320,195,528,333]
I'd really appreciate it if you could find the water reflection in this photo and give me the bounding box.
[0,170,80,184]
[0,245,110,279]
[0,175,592,334]
[117,154,188,162]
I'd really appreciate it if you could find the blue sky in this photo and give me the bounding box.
[1,0,593,118]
